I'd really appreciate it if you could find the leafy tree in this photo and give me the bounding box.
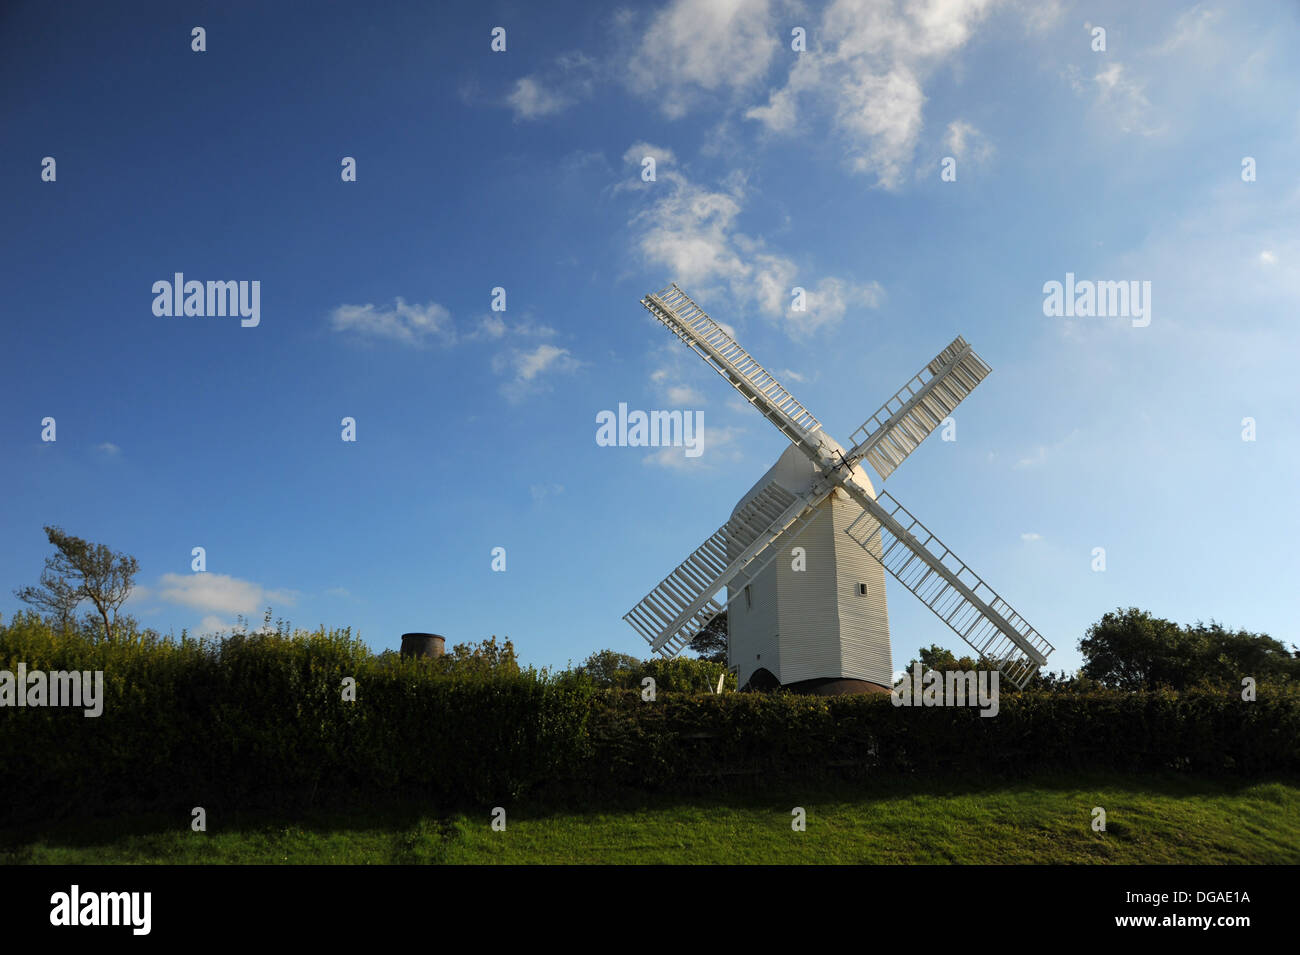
[920,643,977,672]
[437,635,520,676]
[1026,668,1099,694]
[579,649,642,688]
[688,612,727,663]
[1079,607,1200,690]
[15,525,138,641]
[1183,619,1299,686]
[895,644,978,680]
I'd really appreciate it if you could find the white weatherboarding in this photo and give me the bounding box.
[623,284,1054,692]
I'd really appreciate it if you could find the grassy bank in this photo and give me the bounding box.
[6,774,1297,865]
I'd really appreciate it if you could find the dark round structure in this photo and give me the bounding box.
[400,632,445,659]
[740,668,890,695]
[781,677,892,696]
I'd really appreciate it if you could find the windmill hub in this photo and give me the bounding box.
[624,285,1054,693]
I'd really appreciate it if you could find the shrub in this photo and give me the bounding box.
[1,614,1295,828]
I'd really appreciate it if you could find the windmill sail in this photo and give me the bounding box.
[842,488,1053,688]
[845,336,991,481]
[624,482,822,658]
[641,285,829,459]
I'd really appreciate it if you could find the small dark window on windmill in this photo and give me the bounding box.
[744,584,752,609]
[858,583,868,596]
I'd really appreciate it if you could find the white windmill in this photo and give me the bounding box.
[623,284,1054,692]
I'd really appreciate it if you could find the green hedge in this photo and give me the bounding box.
[2,615,1296,827]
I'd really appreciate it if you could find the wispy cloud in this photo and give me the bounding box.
[330,299,556,351]
[623,145,880,337]
[505,51,598,120]
[330,298,455,346]
[628,0,779,119]
[158,572,298,616]
[666,384,704,405]
[530,482,565,501]
[944,119,994,164]
[1011,429,1081,471]
[1093,62,1162,137]
[645,424,744,471]
[507,77,570,120]
[493,344,582,402]
[746,0,1002,188]
[200,615,232,635]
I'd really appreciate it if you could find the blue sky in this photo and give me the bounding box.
[2,0,1297,676]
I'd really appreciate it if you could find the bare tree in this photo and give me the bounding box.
[15,525,138,641]
[14,566,81,634]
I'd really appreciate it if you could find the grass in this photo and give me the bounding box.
[4,774,1298,864]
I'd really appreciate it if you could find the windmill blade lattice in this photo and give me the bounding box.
[843,489,1054,688]
[844,336,992,481]
[624,482,823,657]
[641,285,828,458]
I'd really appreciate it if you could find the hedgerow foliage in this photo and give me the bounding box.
[2,613,1296,827]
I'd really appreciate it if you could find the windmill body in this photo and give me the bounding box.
[728,444,891,691]
[624,284,1055,691]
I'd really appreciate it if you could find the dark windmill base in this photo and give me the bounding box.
[741,667,892,696]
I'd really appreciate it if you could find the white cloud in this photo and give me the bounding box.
[507,77,569,119]
[330,298,454,346]
[747,0,1001,188]
[513,319,558,338]
[623,141,678,168]
[1013,446,1047,470]
[470,314,507,340]
[330,301,556,349]
[944,119,994,163]
[781,369,806,383]
[645,424,745,470]
[493,344,582,401]
[1152,5,1222,57]
[625,148,880,337]
[514,344,578,381]
[629,0,779,119]
[631,169,749,289]
[1018,0,1064,33]
[323,586,352,598]
[1260,250,1277,266]
[666,384,704,405]
[530,483,565,501]
[158,572,298,615]
[505,52,597,120]
[96,442,121,456]
[1093,63,1162,136]
[1020,532,1042,542]
[1011,429,1080,471]
[616,142,680,195]
[649,350,710,410]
